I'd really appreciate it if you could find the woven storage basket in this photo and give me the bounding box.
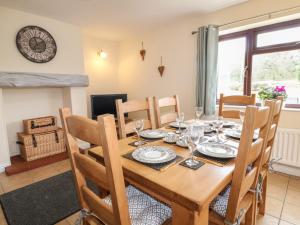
[17,128,66,161]
[23,116,57,134]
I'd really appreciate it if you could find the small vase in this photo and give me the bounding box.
[260,100,265,106]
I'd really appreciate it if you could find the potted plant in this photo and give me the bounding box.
[258,86,287,106]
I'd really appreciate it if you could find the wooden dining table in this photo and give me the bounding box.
[88,124,237,225]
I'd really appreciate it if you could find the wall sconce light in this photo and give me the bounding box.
[97,49,107,59]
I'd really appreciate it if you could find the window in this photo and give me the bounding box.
[217,19,300,107]
[217,37,246,96]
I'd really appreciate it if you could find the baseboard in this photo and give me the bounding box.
[0,162,11,173]
[273,163,300,177]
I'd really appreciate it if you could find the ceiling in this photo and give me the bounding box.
[0,0,247,41]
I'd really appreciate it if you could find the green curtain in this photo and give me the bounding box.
[196,25,219,116]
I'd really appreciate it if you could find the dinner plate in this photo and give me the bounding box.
[132,146,176,164]
[176,137,208,148]
[169,121,190,129]
[197,143,238,158]
[139,129,166,139]
[224,129,259,140]
[222,121,237,128]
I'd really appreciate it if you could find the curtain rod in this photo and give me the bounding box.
[191,5,300,35]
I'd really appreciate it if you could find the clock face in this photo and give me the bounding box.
[16,26,57,63]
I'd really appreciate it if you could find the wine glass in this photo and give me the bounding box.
[239,110,245,123]
[186,125,204,166]
[176,112,185,134]
[212,116,224,143]
[133,119,144,146]
[195,107,203,123]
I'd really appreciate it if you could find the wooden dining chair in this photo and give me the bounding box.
[154,95,180,128]
[116,97,156,139]
[209,104,272,225]
[59,108,172,225]
[218,94,256,119]
[258,97,284,215]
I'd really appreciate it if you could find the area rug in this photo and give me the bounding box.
[0,171,80,225]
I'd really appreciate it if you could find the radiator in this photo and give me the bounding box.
[272,128,300,168]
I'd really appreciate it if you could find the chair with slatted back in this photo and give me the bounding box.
[258,97,284,215]
[154,95,180,128]
[219,94,256,119]
[209,105,272,225]
[116,97,156,139]
[59,108,172,225]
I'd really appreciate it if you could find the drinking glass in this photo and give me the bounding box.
[133,119,144,146]
[195,106,203,122]
[186,125,204,166]
[176,112,185,134]
[212,116,224,143]
[239,110,245,124]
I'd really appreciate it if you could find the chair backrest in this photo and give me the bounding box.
[225,105,272,223]
[219,94,256,119]
[59,108,131,225]
[116,97,156,139]
[154,95,180,128]
[262,97,283,167]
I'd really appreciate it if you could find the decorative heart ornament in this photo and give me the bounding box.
[140,42,146,61]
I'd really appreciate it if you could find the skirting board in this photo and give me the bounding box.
[0,162,11,173]
[273,163,300,177]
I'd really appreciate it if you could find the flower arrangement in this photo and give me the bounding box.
[258,86,288,101]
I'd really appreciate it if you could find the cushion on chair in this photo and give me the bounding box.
[210,185,231,217]
[103,185,172,225]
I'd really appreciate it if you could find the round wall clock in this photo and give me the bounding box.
[16,26,57,63]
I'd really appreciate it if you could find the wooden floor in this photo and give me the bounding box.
[0,159,299,225]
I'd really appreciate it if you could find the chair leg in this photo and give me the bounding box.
[245,195,257,225]
[258,174,267,215]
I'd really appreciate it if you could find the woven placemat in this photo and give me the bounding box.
[193,151,232,165]
[128,138,159,147]
[123,152,184,171]
[179,158,205,170]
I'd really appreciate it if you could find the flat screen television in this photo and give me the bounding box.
[91,94,127,119]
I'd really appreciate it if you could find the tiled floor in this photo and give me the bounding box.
[0,160,299,225]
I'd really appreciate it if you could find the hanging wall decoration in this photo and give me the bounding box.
[139,42,146,61]
[16,26,57,63]
[158,56,165,77]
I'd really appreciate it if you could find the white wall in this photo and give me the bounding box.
[0,6,85,74]
[118,0,300,129]
[0,6,86,163]
[82,35,121,117]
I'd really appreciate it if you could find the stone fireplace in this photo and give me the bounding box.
[0,71,89,172]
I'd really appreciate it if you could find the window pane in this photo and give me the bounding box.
[217,37,246,96]
[252,50,300,104]
[257,26,300,47]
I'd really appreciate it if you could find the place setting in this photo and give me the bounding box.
[123,145,184,171]
[128,119,167,147]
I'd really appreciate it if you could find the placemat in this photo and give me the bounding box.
[179,158,205,170]
[123,152,184,171]
[193,151,232,165]
[128,139,155,147]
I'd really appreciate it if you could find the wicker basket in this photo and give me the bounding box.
[23,116,57,134]
[17,128,66,161]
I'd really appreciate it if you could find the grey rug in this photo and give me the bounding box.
[0,171,81,225]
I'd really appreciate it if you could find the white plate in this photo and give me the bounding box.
[176,137,208,148]
[223,121,237,128]
[169,121,190,129]
[140,130,166,139]
[197,143,238,159]
[132,146,176,164]
[224,129,259,140]
[176,139,188,148]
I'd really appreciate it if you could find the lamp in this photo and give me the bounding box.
[97,49,107,59]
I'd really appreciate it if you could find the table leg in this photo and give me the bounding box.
[171,203,209,225]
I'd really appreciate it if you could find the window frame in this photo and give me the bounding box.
[218,18,300,108]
